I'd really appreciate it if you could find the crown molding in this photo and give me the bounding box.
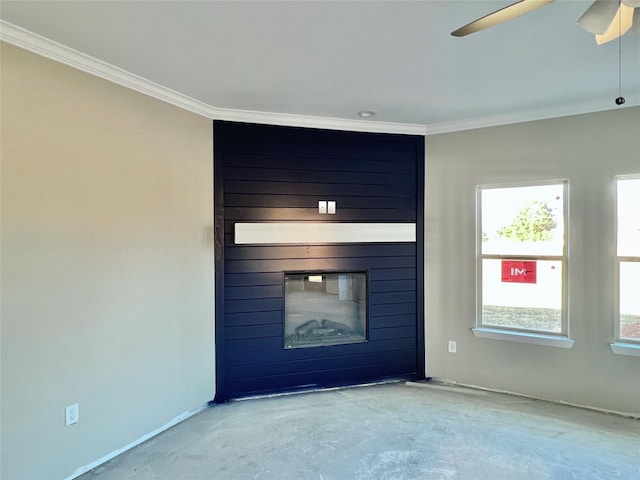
[0,20,426,136]
[209,106,427,135]
[3,20,635,138]
[0,21,215,118]
[424,100,639,136]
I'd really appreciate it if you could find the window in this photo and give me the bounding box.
[616,176,640,345]
[477,181,568,337]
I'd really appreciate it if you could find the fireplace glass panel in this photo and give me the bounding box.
[284,272,367,349]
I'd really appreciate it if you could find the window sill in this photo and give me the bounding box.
[472,327,575,348]
[610,342,640,357]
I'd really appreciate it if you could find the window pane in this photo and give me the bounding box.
[482,184,564,256]
[482,259,562,333]
[620,262,640,341]
[617,178,640,257]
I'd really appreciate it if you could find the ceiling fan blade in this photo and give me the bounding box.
[451,0,555,37]
[595,3,634,44]
[578,0,621,34]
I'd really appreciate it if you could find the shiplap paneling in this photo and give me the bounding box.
[214,121,424,401]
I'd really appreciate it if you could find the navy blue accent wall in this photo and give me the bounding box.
[214,122,425,402]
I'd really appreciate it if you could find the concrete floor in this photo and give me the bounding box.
[82,382,640,480]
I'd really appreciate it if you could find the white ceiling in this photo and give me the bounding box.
[1,0,639,132]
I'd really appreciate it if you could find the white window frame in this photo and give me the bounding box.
[611,174,640,357]
[473,180,574,348]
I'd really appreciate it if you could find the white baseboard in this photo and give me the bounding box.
[65,403,209,480]
[418,377,640,419]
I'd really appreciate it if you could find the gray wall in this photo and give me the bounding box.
[1,43,215,479]
[425,107,640,415]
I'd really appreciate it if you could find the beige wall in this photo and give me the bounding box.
[2,35,639,480]
[1,43,215,479]
[425,107,640,415]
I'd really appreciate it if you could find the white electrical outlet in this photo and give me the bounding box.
[448,341,457,353]
[66,403,79,426]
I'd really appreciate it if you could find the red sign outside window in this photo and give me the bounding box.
[501,261,537,284]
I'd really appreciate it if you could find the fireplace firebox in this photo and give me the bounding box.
[284,272,368,349]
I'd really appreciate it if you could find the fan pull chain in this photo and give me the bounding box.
[616,1,625,105]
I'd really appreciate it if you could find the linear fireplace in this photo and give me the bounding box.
[284,272,368,349]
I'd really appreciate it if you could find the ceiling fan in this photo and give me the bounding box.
[451,0,640,45]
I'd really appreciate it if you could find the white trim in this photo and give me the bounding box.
[424,101,639,136]
[614,177,640,347]
[472,327,575,348]
[423,378,639,419]
[0,21,214,119]
[476,181,570,336]
[610,342,640,357]
[0,20,425,136]
[235,222,416,244]
[64,403,208,480]
[211,105,427,135]
[3,20,637,137]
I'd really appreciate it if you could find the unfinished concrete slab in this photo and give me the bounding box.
[81,382,640,479]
